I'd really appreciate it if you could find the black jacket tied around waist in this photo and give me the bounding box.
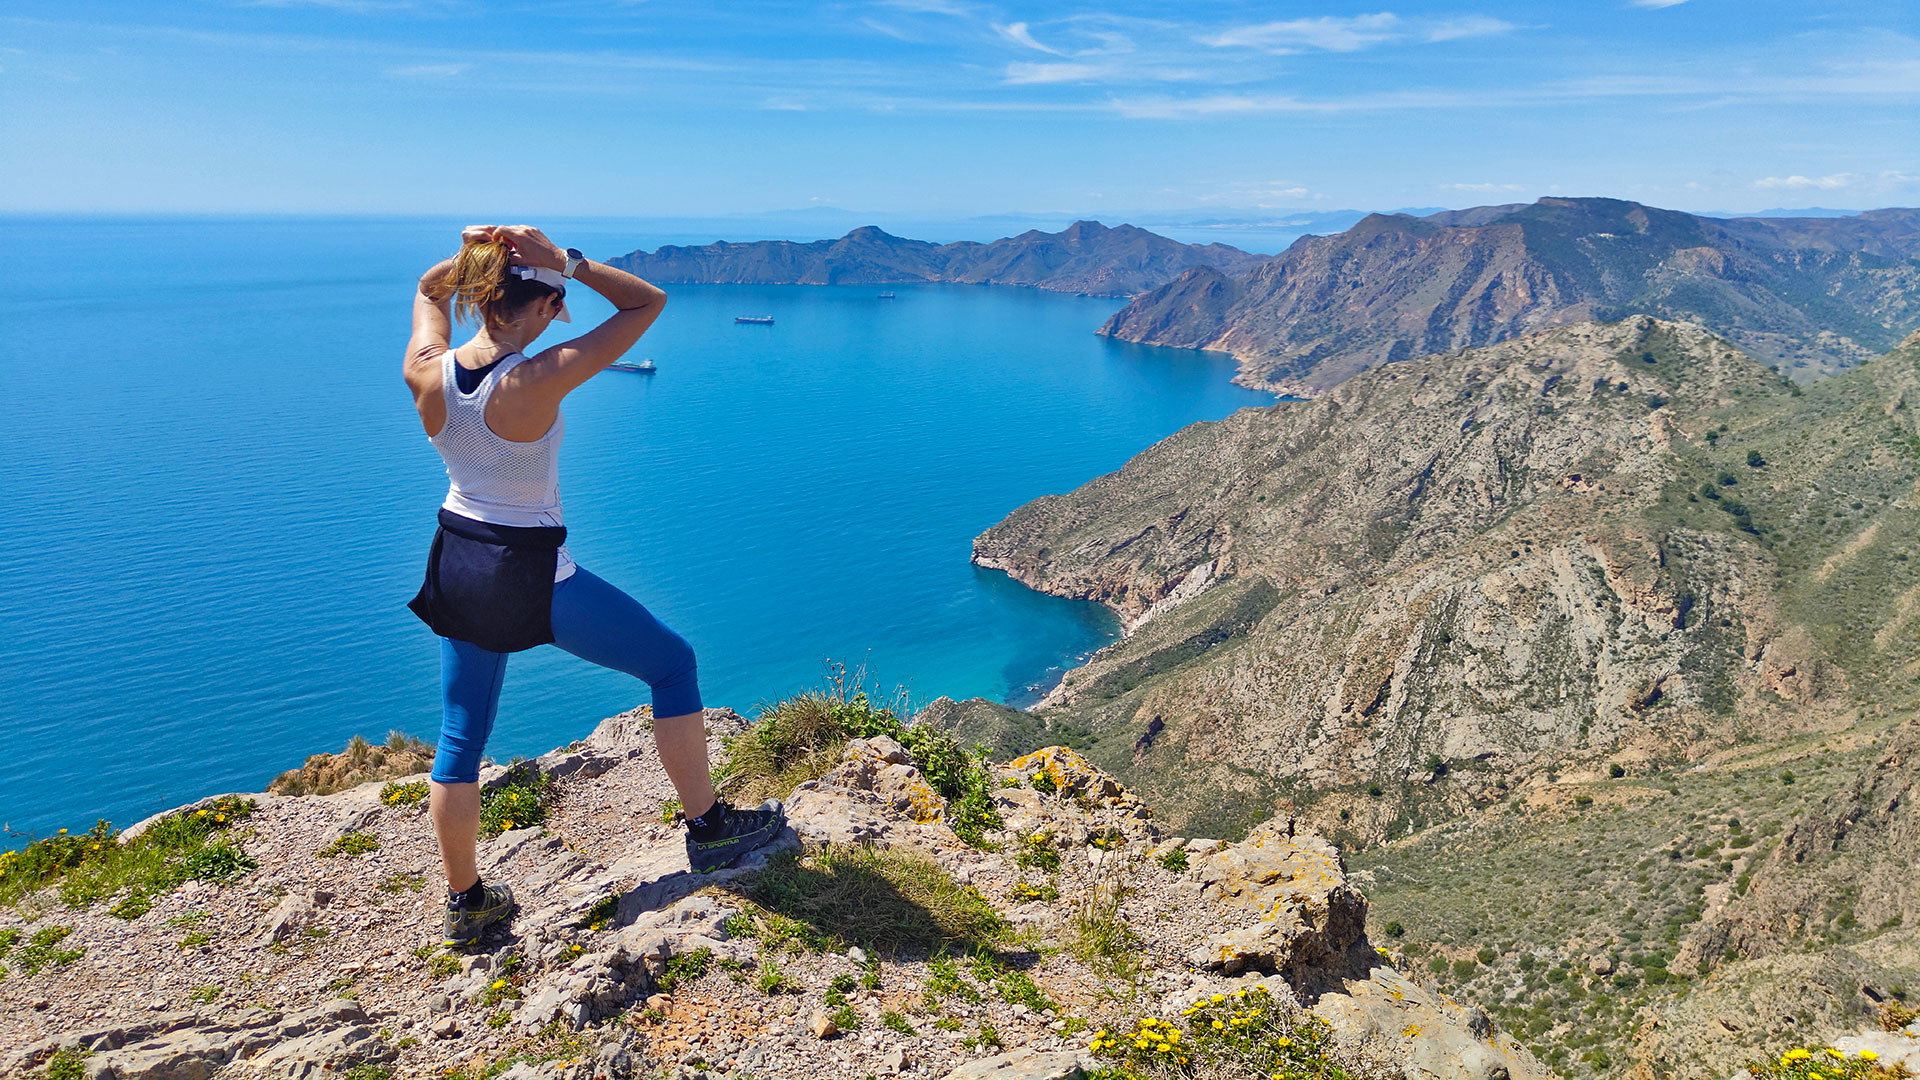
[408,509,567,653]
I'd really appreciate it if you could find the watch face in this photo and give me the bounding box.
[566,248,584,261]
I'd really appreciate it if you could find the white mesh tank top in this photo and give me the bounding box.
[430,349,575,582]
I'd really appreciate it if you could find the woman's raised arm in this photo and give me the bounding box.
[499,226,669,402]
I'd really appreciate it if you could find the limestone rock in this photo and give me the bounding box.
[1186,819,1368,988]
[1308,968,1552,1080]
[826,738,947,822]
[808,1010,838,1039]
[937,1047,1088,1080]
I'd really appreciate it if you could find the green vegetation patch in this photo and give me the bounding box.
[715,670,1004,846]
[478,767,556,838]
[316,831,380,858]
[724,843,1006,956]
[379,780,429,807]
[12,926,86,976]
[0,795,258,914]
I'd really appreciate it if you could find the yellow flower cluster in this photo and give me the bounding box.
[1752,1043,1895,1080]
[1087,1016,1189,1065]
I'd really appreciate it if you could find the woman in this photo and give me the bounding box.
[403,225,784,947]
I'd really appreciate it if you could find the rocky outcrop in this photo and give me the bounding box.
[606,221,1268,298]
[1185,818,1369,991]
[1101,198,1920,395]
[0,712,1542,1080]
[970,316,1920,838]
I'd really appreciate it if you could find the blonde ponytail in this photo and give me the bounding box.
[428,238,554,327]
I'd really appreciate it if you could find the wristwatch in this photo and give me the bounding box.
[562,248,585,279]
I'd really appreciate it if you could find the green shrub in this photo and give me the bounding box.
[0,796,258,913]
[1015,833,1061,872]
[15,926,85,975]
[1012,880,1060,903]
[713,669,1003,846]
[316,832,379,858]
[478,768,555,837]
[379,781,428,808]
[883,1010,915,1036]
[1158,847,1190,872]
[754,960,794,995]
[656,947,713,993]
[40,1049,88,1080]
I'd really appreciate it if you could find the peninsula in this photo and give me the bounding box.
[605,221,1268,298]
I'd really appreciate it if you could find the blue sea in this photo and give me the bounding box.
[0,217,1268,844]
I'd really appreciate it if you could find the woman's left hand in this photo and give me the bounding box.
[461,225,501,246]
[499,226,567,272]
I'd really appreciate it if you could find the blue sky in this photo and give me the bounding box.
[3,1,1916,219]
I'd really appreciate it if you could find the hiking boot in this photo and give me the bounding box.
[443,881,515,947]
[685,798,787,873]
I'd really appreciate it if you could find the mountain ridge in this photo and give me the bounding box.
[605,220,1270,298]
[1099,197,1920,395]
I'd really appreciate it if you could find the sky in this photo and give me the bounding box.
[2,1,1917,220]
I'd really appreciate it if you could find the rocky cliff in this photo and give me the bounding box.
[972,317,1920,839]
[0,712,1547,1080]
[606,221,1268,298]
[1100,199,1920,395]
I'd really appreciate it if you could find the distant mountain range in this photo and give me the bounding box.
[605,220,1269,298]
[1100,197,1920,396]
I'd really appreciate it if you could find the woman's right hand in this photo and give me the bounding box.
[498,226,567,272]
[461,224,501,246]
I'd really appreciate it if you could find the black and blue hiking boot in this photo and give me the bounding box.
[443,880,515,948]
[685,798,787,873]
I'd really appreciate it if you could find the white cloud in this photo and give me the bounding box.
[995,22,1062,55]
[1200,12,1512,54]
[1441,182,1525,192]
[1003,61,1110,84]
[1753,173,1856,190]
[1628,0,1690,8]
[1202,13,1401,53]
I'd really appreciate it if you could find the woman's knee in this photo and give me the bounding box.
[431,743,484,785]
[649,631,702,717]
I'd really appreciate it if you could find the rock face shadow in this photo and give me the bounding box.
[610,825,801,928]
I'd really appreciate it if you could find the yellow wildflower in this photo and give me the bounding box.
[1861,1050,1879,1062]
[1278,1036,1292,1047]
[492,979,507,989]
[1212,1020,1225,1031]
[1210,993,1226,1004]
[1826,1048,1844,1059]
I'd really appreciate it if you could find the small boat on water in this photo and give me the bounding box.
[608,359,656,373]
[734,315,774,325]
[877,292,896,299]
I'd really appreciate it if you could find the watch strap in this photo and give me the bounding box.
[562,248,585,279]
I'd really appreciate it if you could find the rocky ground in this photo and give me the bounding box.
[0,709,1548,1080]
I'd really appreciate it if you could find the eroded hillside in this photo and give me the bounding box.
[971,317,1920,840]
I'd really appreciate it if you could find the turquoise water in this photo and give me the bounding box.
[0,217,1267,842]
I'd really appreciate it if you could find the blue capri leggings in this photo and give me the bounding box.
[431,566,702,784]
